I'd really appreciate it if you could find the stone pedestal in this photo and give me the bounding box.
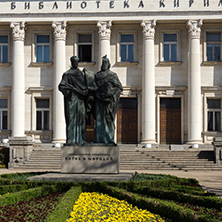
[212,137,222,165]
[8,137,34,169]
[61,145,119,174]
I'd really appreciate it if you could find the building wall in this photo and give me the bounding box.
[0,0,222,144]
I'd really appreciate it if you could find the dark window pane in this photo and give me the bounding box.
[160,98,181,109]
[120,34,134,43]
[78,45,92,62]
[36,45,42,62]
[208,111,213,131]
[163,44,169,61]
[171,44,177,61]
[207,99,221,109]
[118,98,137,109]
[215,112,221,131]
[128,45,134,62]
[214,44,221,61]
[207,44,213,61]
[37,35,50,43]
[120,45,127,62]
[36,99,49,108]
[0,99,7,109]
[207,33,221,42]
[36,111,42,130]
[78,34,92,43]
[2,111,7,130]
[44,111,49,130]
[44,45,50,62]
[0,36,8,43]
[2,46,8,63]
[163,34,177,42]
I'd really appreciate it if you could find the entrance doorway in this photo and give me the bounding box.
[117,98,138,144]
[85,114,95,143]
[160,98,181,144]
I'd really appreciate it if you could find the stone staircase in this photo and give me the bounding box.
[119,146,222,171]
[13,144,61,171]
[12,144,222,171]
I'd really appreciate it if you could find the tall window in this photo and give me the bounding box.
[206,33,221,61]
[207,99,221,131]
[163,33,177,62]
[0,36,8,63]
[36,99,50,131]
[36,35,50,63]
[120,34,134,62]
[78,34,92,62]
[0,99,8,130]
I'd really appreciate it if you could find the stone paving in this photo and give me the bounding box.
[0,168,221,197]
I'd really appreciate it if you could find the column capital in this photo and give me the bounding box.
[187,19,202,39]
[97,21,112,40]
[10,22,25,41]
[52,21,67,41]
[141,20,156,40]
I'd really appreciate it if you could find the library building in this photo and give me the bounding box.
[0,0,222,147]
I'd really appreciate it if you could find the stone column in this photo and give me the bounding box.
[97,21,112,68]
[10,22,25,137]
[52,21,66,144]
[140,20,156,145]
[187,20,203,144]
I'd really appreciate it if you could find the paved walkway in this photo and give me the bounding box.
[0,168,222,197]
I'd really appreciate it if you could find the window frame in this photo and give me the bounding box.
[77,34,93,62]
[116,30,138,64]
[203,31,222,64]
[31,31,53,66]
[29,87,52,132]
[0,99,8,130]
[0,31,11,66]
[119,34,135,62]
[159,30,181,65]
[74,31,95,64]
[36,98,50,131]
[207,98,222,132]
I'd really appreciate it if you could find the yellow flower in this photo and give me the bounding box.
[67,192,165,222]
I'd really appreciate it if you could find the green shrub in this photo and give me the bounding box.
[0,184,28,195]
[132,186,222,210]
[0,147,9,168]
[46,186,82,222]
[0,185,59,206]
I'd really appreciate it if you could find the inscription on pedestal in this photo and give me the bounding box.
[61,146,119,173]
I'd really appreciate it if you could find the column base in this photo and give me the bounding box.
[52,138,66,144]
[186,139,203,145]
[186,140,203,149]
[140,140,156,148]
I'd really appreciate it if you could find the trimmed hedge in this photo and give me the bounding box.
[132,186,222,210]
[0,184,28,195]
[46,186,82,222]
[82,182,218,222]
[0,185,58,206]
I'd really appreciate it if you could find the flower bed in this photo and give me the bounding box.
[0,192,63,222]
[67,192,165,222]
[0,172,221,222]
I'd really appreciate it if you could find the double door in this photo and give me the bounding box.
[160,98,181,144]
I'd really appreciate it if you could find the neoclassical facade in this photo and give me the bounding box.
[0,0,222,145]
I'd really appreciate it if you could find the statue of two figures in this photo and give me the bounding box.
[59,55,123,146]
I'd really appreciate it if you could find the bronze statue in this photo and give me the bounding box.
[58,56,88,145]
[94,56,123,145]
